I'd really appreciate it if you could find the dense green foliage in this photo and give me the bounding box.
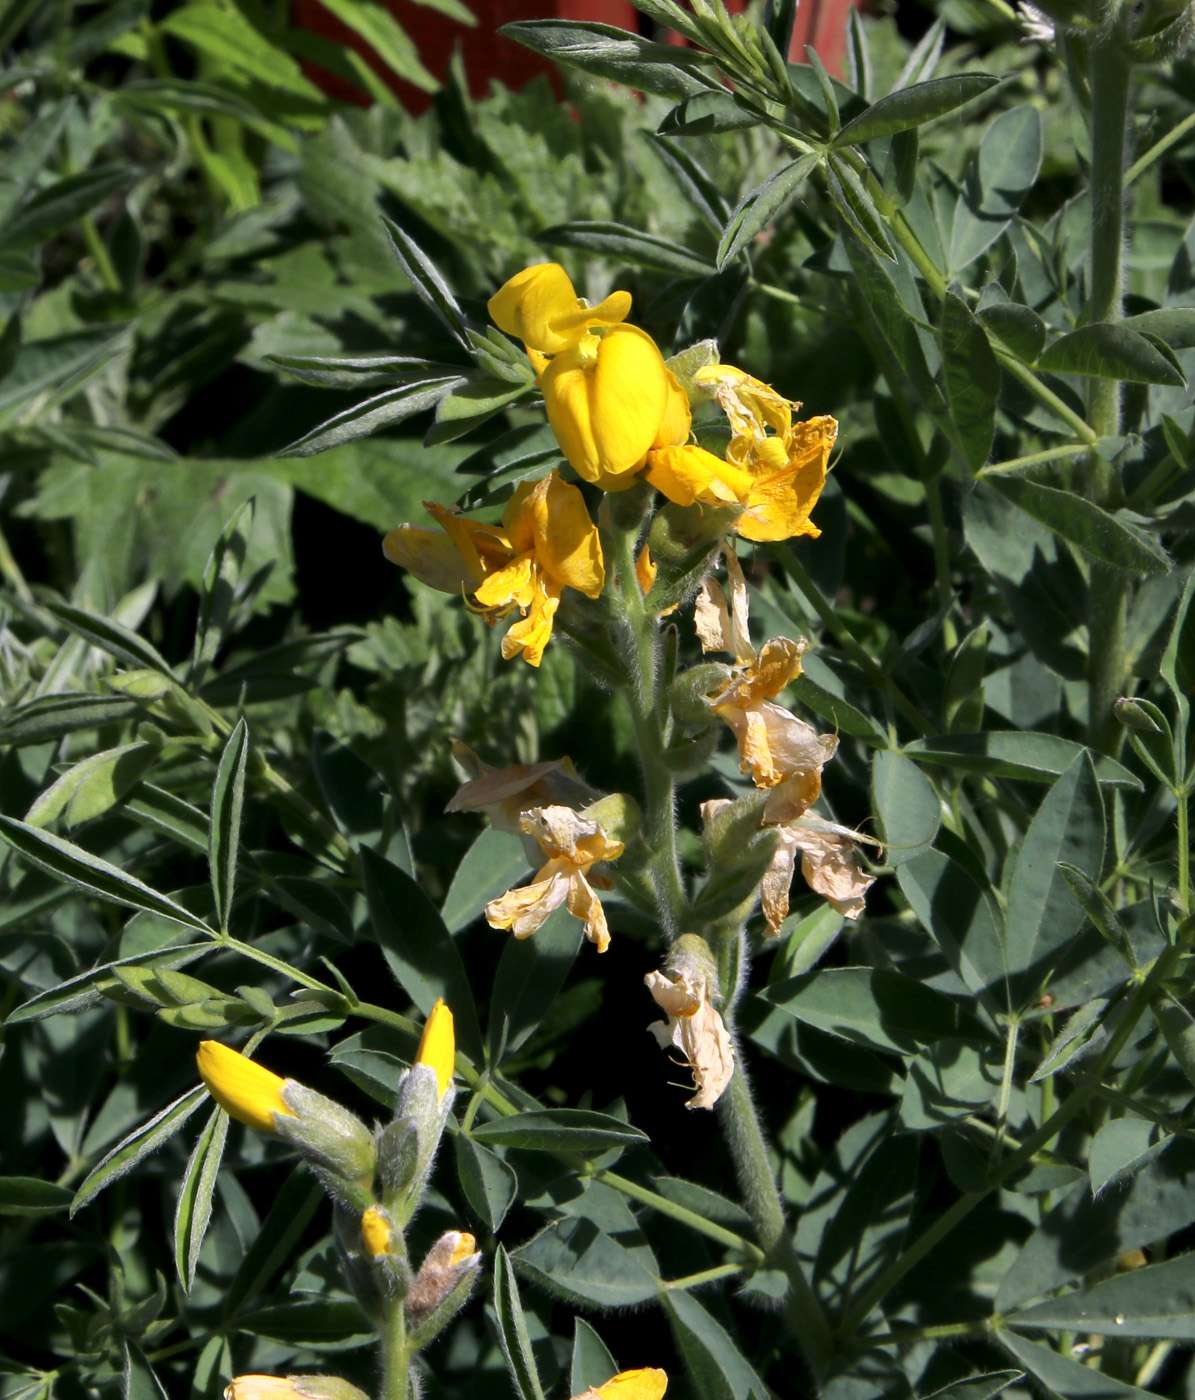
[6,2,1195,1400]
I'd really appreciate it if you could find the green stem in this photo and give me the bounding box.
[217,934,334,993]
[598,1169,764,1260]
[663,1262,750,1291]
[80,215,121,292]
[380,1297,410,1400]
[1125,110,1195,186]
[1085,30,1133,754]
[719,1055,835,1378]
[610,513,686,934]
[854,1319,993,1349]
[992,1018,1021,1162]
[839,938,1186,1337]
[977,443,1091,478]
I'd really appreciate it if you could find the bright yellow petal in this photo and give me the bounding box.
[645,444,734,507]
[652,366,693,449]
[424,502,512,580]
[448,1232,477,1266]
[474,553,535,610]
[225,1378,304,1400]
[596,1367,668,1400]
[738,415,836,543]
[382,526,474,594]
[196,1041,293,1135]
[590,325,670,479]
[532,474,605,598]
[488,263,581,355]
[361,1206,393,1256]
[488,263,632,354]
[415,998,455,1097]
[541,339,602,481]
[501,572,561,666]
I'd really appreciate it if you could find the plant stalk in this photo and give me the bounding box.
[380,1298,410,1400]
[1084,28,1133,753]
[719,1053,836,1378]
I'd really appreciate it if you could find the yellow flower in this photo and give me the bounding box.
[196,1042,294,1135]
[645,362,836,542]
[361,1206,393,1257]
[488,262,631,356]
[540,325,691,487]
[486,804,624,952]
[383,471,604,666]
[406,1230,482,1322]
[445,742,597,836]
[571,1370,668,1400]
[416,998,455,1099]
[489,262,691,488]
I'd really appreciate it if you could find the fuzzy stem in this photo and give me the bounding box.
[718,1048,836,1378]
[609,512,687,934]
[1085,28,1133,753]
[380,1298,410,1400]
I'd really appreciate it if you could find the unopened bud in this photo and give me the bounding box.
[383,1003,458,1219]
[669,664,732,727]
[405,1230,482,1346]
[361,1206,393,1257]
[1114,697,1164,733]
[581,793,641,848]
[226,1379,368,1400]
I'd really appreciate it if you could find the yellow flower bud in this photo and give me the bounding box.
[361,1206,392,1257]
[571,1370,668,1400]
[225,1379,301,1400]
[196,1042,294,1135]
[416,999,454,1098]
[448,1231,476,1266]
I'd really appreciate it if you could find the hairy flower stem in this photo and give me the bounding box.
[1084,27,1133,754]
[719,1050,835,1379]
[380,1300,410,1400]
[608,510,687,935]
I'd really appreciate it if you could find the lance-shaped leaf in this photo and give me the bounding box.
[191,498,254,687]
[72,1086,208,1215]
[381,217,470,347]
[538,220,715,276]
[832,73,998,147]
[1038,322,1187,386]
[717,151,821,269]
[280,376,465,457]
[0,817,214,935]
[209,719,249,931]
[1007,1249,1195,1337]
[470,1108,648,1152]
[501,20,714,100]
[992,477,1171,574]
[174,1107,229,1291]
[941,290,999,470]
[493,1245,547,1400]
[44,597,172,674]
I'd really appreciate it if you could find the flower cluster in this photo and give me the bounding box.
[696,551,876,931]
[197,1002,479,1377]
[383,263,837,667]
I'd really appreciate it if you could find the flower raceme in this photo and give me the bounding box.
[489,263,690,488]
[646,362,836,542]
[383,471,603,666]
